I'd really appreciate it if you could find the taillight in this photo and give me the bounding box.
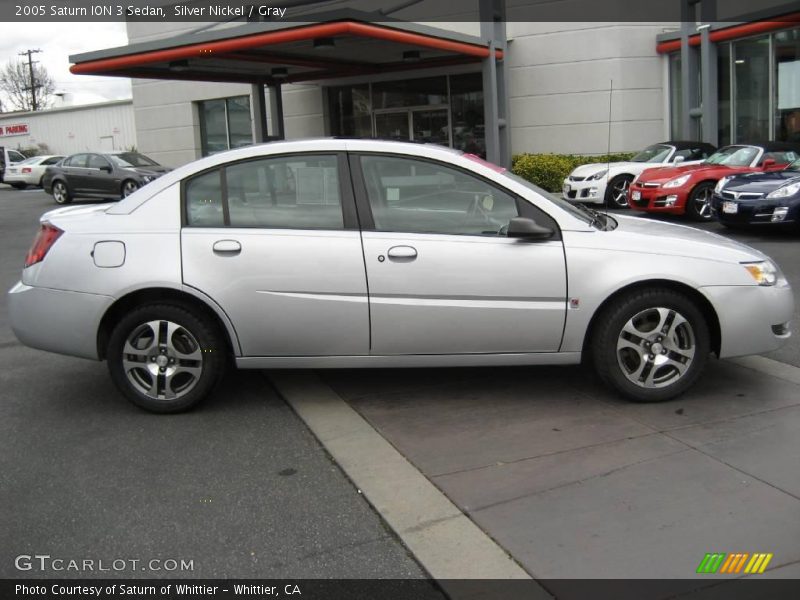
[24,223,63,268]
[22,167,32,173]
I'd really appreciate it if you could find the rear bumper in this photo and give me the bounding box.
[8,282,113,360]
[701,283,794,358]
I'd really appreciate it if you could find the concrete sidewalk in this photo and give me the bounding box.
[272,357,800,595]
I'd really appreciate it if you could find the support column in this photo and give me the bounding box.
[251,82,268,143]
[699,0,718,145]
[269,83,285,140]
[480,0,509,167]
[680,14,700,140]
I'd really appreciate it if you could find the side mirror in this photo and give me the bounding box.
[506,217,554,241]
[100,165,112,173]
[761,158,777,170]
[672,155,685,164]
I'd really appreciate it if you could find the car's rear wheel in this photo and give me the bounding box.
[686,182,715,221]
[52,181,72,205]
[121,179,139,198]
[591,288,710,402]
[604,174,633,208]
[107,303,226,413]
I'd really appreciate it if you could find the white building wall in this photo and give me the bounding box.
[0,100,135,155]
[506,22,675,155]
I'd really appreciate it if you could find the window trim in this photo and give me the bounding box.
[181,151,358,231]
[348,151,561,240]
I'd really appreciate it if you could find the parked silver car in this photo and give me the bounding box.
[8,140,794,412]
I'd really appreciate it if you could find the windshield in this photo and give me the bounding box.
[705,145,759,167]
[109,152,159,168]
[18,157,39,165]
[631,144,673,163]
[501,171,594,225]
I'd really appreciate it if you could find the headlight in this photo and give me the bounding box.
[766,181,800,199]
[589,169,608,181]
[142,175,155,183]
[714,176,732,193]
[663,174,691,188]
[742,260,783,286]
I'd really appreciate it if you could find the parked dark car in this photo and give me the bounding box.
[711,158,800,229]
[42,151,171,204]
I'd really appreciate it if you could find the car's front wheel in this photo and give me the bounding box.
[604,174,633,208]
[686,182,715,221]
[52,181,72,204]
[591,288,710,402]
[107,303,226,413]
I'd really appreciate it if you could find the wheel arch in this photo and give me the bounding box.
[581,278,721,359]
[97,287,240,360]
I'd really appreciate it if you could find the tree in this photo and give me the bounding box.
[0,59,55,112]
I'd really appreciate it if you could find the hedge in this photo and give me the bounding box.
[511,152,635,194]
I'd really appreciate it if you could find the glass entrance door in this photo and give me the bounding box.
[374,111,410,141]
[373,107,451,146]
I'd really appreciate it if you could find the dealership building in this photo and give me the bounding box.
[65,0,800,168]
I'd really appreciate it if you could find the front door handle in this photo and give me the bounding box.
[213,240,241,255]
[387,245,417,261]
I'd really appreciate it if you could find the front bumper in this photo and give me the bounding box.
[711,194,798,226]
[562,178,607,204]
[628,184,689,214]
[701,283,794,358]
[8,282,113,360]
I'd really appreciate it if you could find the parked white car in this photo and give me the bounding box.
[0,146,27,185]
[563,142,717,208]
[8,139,793,413]
[3,155,64,189]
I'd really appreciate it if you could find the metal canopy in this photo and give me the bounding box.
[69,18,502,85]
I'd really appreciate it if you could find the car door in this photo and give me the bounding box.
[61,154,90,193]
[352,153,567,355]
[180,152,369,357]
[86,154,118,196]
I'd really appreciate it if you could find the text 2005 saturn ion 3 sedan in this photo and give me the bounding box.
[8,140,794,413]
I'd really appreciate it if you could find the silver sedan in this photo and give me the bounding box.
[8,139,794,412]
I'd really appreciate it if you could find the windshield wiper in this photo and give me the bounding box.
[570,201,607,229]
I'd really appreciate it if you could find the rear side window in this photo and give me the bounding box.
[64,154,89,168]
[184,154,343,229]
[186,170,225,227]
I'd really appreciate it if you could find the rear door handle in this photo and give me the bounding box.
[213,240,241,255]
[387,245,417,261]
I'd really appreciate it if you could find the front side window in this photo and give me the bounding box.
[87,154,111,170]
[360,155,518,236]
[185,154,343,230]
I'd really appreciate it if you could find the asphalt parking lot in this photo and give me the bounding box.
[0,186,437,586]
[2,185,800,594]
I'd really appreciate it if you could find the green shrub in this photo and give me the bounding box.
[511,152,636,193]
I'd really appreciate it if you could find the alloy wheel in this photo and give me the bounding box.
[123,181,139,197]
[616,306,696,389]
[611,179,630,207]
[121,319,203,400]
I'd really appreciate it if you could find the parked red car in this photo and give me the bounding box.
[628,142,800,221]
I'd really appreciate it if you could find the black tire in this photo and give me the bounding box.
[52,180,72,205]
[686,182,715,221]
[121,179,139,198]
[604,174,634,208]
[591,288,710,403]
[107,303,226,413]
